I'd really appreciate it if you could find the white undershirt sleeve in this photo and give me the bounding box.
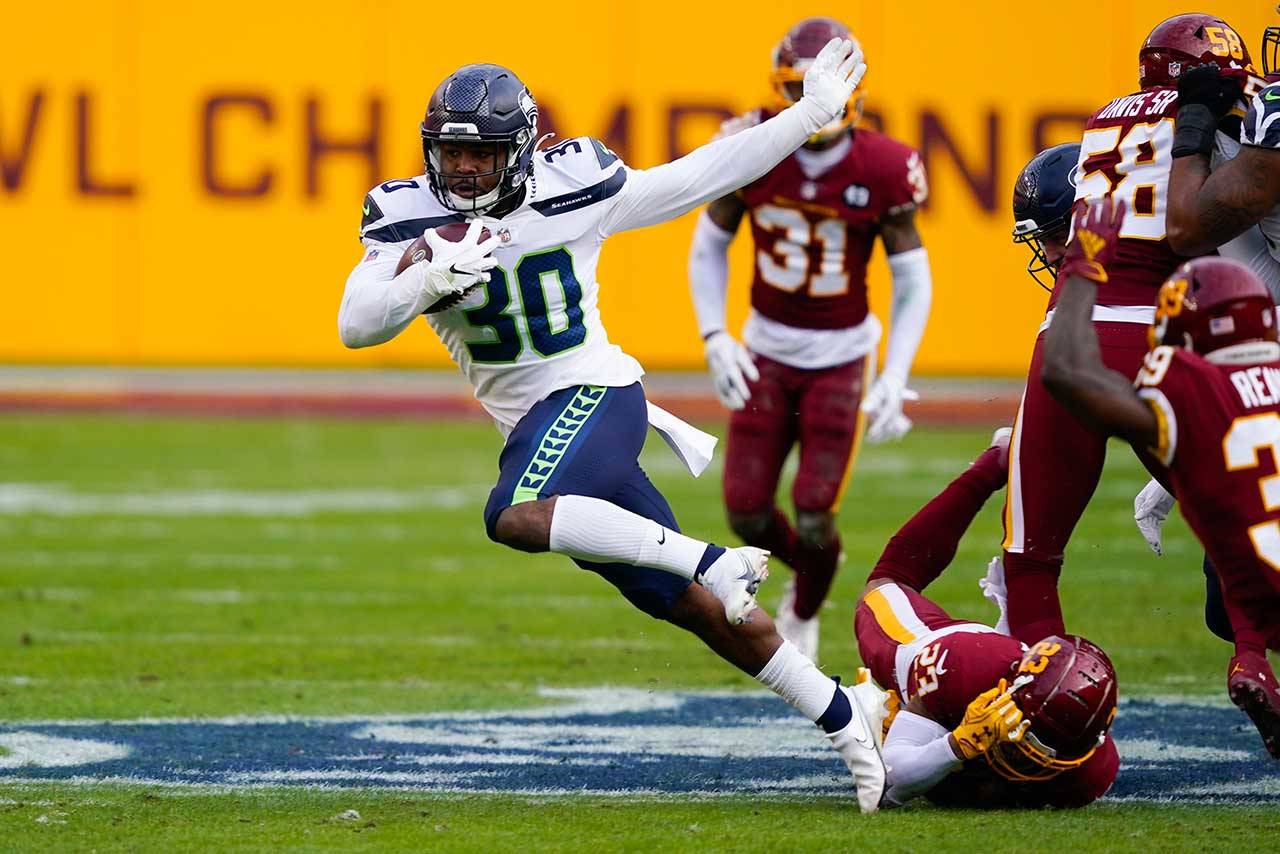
[880,710,962,808]
[337,243,428,348]
[688,212,737,339]
[881,247,933,384]
[599,100,829,237]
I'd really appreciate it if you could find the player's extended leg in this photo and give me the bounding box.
[1216,563,1280,759]
[485,383,764,624]
[869,429,1010,593]
[487,385,888,809]
[1002,323,1148,644]
[1203,555,1235,643]
[723,355,800,567]
[789,357,869,625]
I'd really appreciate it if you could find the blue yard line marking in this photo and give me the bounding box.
[0,692,1275,802]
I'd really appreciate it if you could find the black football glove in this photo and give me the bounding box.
[1173,65,1244,158]
[1177,64,1245,118]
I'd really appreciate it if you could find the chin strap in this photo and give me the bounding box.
[1204,341,1280,365]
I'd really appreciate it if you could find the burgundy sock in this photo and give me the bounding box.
[792,533,841,619]
[1004,553,1066,644]
[868,449,1008,592]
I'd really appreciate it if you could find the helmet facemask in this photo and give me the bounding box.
[1013,219,1069,292]
[986,724,1105,782]
[424,130,532,216]
[1265,21,1279,76]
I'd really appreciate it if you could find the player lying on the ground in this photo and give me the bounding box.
[1041,196,1280,759]
[688,16,932,662]
[337,45,890,810]
[998,13,1253,648]
[854,431,1120,808]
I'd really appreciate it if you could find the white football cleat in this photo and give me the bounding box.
[825,682,888,813]
[775,580,819,663]
[698,546,769,624]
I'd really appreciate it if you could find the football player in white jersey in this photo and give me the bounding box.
[338,43,891,810]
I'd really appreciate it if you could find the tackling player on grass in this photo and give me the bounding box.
[1042,196,1280,759]
[854,431,1120,808]
[338,42,889,809]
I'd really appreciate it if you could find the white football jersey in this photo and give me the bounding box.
[358,138,645,433]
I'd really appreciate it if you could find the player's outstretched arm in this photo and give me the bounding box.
[600,38,866,236]
[1041,199,1159,449]
[863,209,933,443]
[1168,68,1280,255]
[689,195,758,409]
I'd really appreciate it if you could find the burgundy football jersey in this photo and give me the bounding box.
[737,125,926,330]
[905,631,1024,728]
[1137,346,1280,642]
[1050,86,1183,310]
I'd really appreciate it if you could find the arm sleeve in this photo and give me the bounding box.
[880,247,933,383]
[337,244,430,348]
[599,101,827,237]
[880,710,963,808]
[688,212,738,338]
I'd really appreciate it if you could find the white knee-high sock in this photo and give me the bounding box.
[548,495,712,580]
[756,640,841,724]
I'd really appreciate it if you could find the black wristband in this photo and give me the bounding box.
[1172,104,1218,159]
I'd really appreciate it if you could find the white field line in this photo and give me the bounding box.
[0,687,686,727]
[30,630,479,647]
[0,550,467,574]
[0,483,480,516]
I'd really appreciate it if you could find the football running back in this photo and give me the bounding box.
[338,47,897,810]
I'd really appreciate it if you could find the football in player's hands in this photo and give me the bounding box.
[395,222,493,314]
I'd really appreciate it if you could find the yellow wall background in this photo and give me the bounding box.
[0,1,1267,374]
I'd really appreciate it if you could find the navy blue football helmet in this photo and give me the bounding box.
[1012,143,1080,291]
[421,64,540,215]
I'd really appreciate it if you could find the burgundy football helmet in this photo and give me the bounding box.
[1139,13,1253,89]
[987,636,1118,782]
[771,17,864,143]
[1149,257,1278,354]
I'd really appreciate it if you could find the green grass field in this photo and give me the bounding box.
[0,413,1276,851]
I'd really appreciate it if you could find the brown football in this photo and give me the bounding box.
[396,222,492,314]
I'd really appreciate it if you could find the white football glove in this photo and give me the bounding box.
[703,331,759,411]
[861,374,918,444]
[798,38,868,130]
[410,219,502,306]
[1134,478,1176,557]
